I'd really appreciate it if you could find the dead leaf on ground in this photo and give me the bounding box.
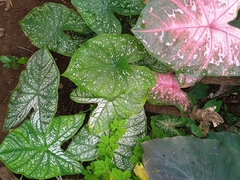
[0,0,13,11]
[190,106,224,135]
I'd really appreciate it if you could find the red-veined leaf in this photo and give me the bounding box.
[133,0,240,77]
[148,72,192,112]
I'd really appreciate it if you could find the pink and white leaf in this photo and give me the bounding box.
[148,72,192,112]
[177,73,201,88]
[133,0,240,77]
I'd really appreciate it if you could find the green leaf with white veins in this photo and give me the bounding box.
[114,108,147,171]
[0,114,85,179]
[3,47,59,132]
[70,87,147,134]
[20,2,93,57]
[66,125,100,162]
[71,0,145,34]
[67,109,147,171]
[63,34,155,98]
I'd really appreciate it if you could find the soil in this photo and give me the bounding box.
[0,0,240,179]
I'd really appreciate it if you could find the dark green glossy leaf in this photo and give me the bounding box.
[208,132,240,152]
[186,119,204,138]
[20,2,92,56]
[63,34,155,98]
[188,84,209,100]
[204,99,222,112]
[0,114,85,179]
[70,87,147,133]
[150,114,188,138]
[72,0,145,34]
[3,47,59,132]
[142,136,240,180]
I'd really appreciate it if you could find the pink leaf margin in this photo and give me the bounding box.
[148,72,192,112]
[133,0,240,77]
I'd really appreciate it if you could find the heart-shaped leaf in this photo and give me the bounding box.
[3,47,59,132]
[148,72,192,112]
[20,2,93,56]
[0,114,85,179]
[142,136,240,180]
[63,34,155,98]
[132,0,240,77]
[70,87,147,133]
[72,0,145,34]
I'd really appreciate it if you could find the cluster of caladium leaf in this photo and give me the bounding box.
[0,3,156,178]
[0,48,85,179]
[1,0,240,179]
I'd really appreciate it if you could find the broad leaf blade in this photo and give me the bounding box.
[70,87,147,133]
[66,125,100,162]
[148,72,192,112]
[114,108,147,171]
[134,53,168,74]
[72,0,145,34]
[20,2,92,56]
[63,34,155,98]
[132,0,240,77]
[0,114,85,179]
[208,131,240,152]
[142,136,240,180]
[4,47,59,132]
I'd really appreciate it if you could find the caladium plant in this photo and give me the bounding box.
[1,1,240,179]
[148,72,192,112]
[132,0,240,77]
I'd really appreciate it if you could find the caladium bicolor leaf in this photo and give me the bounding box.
[63,34,155,98]
[3,47,59,132]
[70,87,147,133]
[142,136,240,180]
[150,114,188,138]
[177,73,201,88]
[66,125,100,162]
[0,114,85,179]
[71,0,145,34]
[20,2,92,57]
[114,108,147,171]
[148,72,192,112]
[132,0,240,77]
[134,52,168,74]
[66,109,147,171]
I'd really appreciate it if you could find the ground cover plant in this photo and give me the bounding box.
[0,0,240,179]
